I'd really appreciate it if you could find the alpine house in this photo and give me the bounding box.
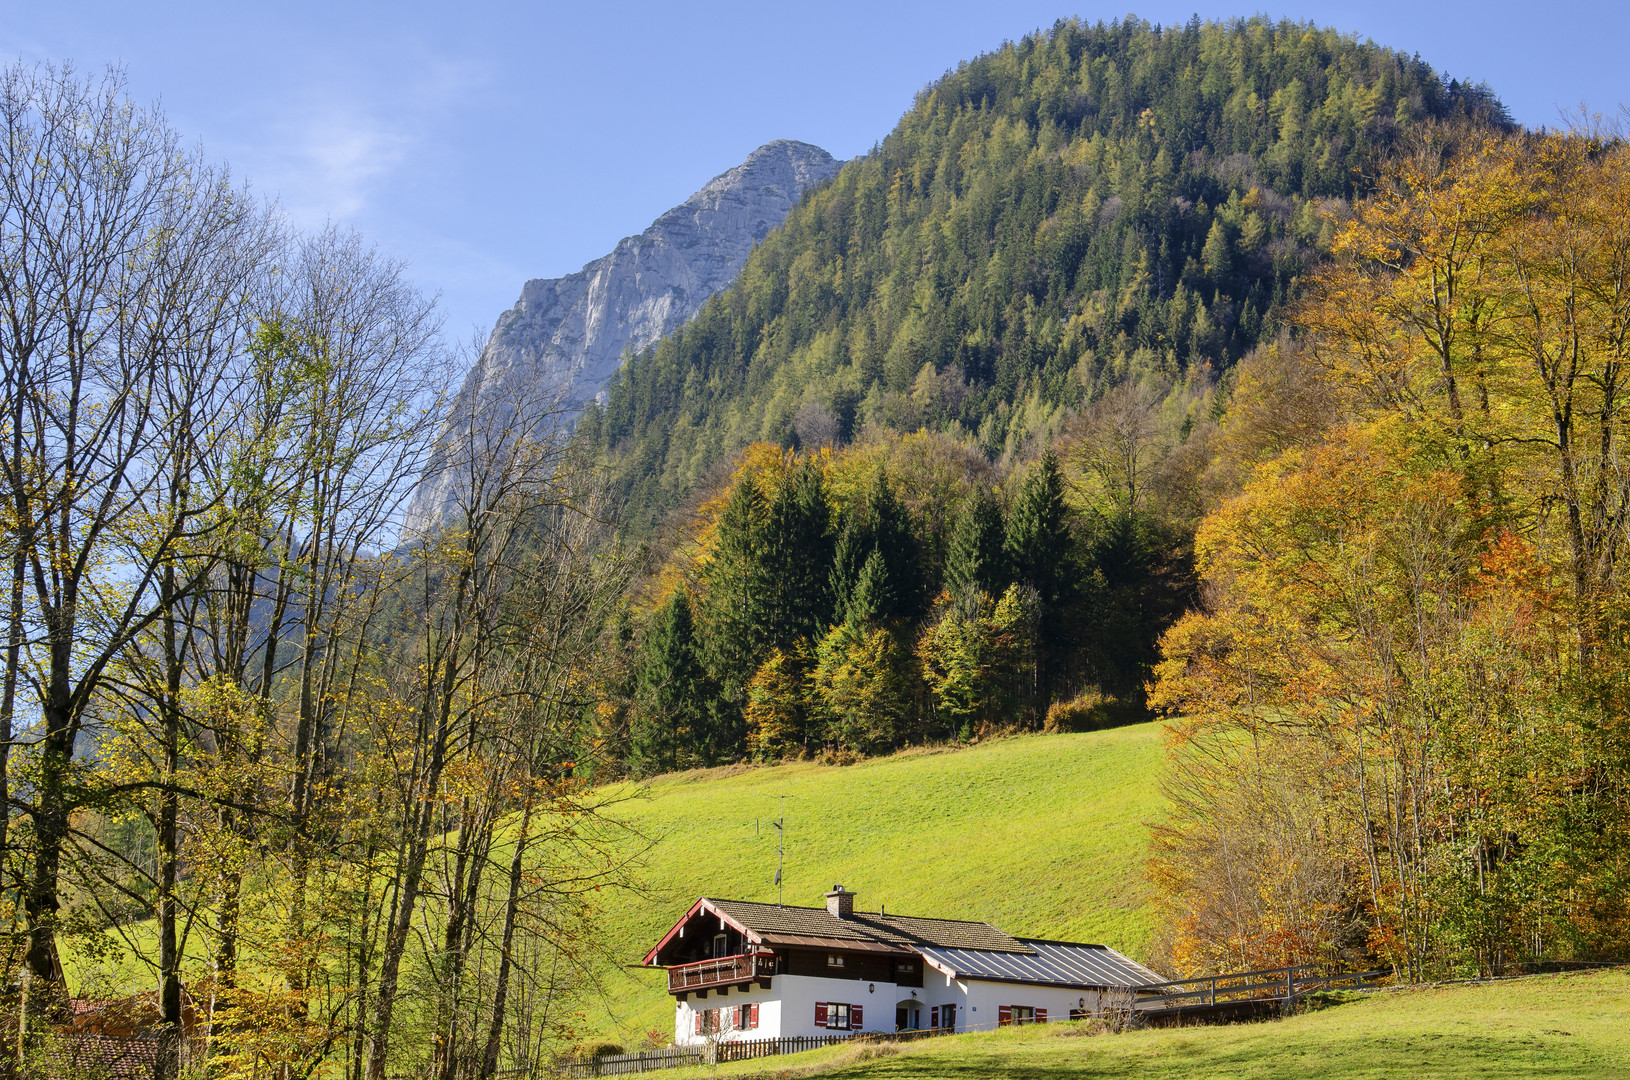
[643,887,1162,1045]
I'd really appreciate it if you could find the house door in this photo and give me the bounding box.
[895,1001,921,1030]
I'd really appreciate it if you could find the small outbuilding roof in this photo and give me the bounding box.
[917,937,1164,990]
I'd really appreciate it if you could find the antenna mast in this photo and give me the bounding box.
[772,795,786,907]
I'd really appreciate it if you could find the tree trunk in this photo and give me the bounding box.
[478,796,535,1080]
[156,570,186,1080]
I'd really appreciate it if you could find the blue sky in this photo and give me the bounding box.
[4,2,1625,350]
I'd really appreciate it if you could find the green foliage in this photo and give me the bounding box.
[630,590,717,775]
[587,15,1511,530]
[918,584,1039,739]
[1004,449,1076,699]
[757,460,835,648]
[812,621,921,755]
[1004,450,1072,605]
[945,486,1008,596]
[1078,511,1195,705]
[831,470,921,626]
[699,477,769,706]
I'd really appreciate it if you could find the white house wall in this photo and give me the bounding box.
[674,974,900,1046]
[672,969,1112,1045]
[944,974,1107,1032]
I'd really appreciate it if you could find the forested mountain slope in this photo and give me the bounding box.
[581,15,1509,528]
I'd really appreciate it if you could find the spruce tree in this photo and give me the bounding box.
[1005,449,1072,606]
[829,510,870,627]
[1202,218,1233,290]
[945,486,1008,597]
[1004,449,1077,707]
[759,461,833,648]
[845,548,896,629]
[631,590,716,774]
[699,476,767,758]
[866,470,923,619]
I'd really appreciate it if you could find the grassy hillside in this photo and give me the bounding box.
[585,726,1166,1041]
[662,968,1630,1079]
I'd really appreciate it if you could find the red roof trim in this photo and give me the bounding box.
[641,898,762,967]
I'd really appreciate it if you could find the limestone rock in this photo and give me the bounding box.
[406,140,841,530]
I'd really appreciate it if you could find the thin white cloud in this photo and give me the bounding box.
[273,103,414,221]
[218,49,490,227]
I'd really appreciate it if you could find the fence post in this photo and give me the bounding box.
[1285,967,1294,1009]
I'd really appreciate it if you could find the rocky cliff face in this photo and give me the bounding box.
[406,139,842,530]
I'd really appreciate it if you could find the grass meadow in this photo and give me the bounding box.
[657,968,1630,1079]
[583,725,1167,1042]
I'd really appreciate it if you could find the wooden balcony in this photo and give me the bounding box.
[667,951,777,995]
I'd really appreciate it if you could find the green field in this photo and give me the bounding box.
[656,969,1630,1079]
[583,725,1168,1042]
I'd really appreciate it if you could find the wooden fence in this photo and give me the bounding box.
[557,1045,706,1077]
[1131,964,1391,1013]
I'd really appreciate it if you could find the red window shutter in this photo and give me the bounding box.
[695,1010,703,1035]
[1036,1008,1047,1023]
[814,1001,828,1027]
[851,1005,863,1030]
[930,1006,939,1028]
[750,1003,760,1029]
[998,1005,1012,1026]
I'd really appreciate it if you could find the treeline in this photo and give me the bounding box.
[581,15,1511,531]
[604,418,1198,776]
[0,65,630,1080]
[1150,127,1630,979]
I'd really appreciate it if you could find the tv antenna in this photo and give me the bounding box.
[770,795,791,907]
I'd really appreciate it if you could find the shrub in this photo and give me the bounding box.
[576,1041,625,1059]
[1044,691,1141,732]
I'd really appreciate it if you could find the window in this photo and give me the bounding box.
[896,961,915,973]
[826,953,845,968]
[999,1005,1045,1026]
[713,933,729,957]
[940,1003,956,1030]
[816,1002,862,1030]
[1000,1005,1043,1026]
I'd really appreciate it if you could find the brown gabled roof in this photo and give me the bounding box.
[703,899,1034,955]
[43,1032,160,1080]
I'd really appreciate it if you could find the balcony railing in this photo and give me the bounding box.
[667,951,777,993]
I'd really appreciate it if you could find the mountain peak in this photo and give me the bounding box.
[405,139,842,531]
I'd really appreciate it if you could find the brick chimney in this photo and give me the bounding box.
[825,885,854,920]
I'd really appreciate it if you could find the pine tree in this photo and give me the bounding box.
[1005,449,1072,607]
[1202,218,1233,290]
[759,461,833,648]
[845,548,896,629]
[859,469,922,621]
[1004,449,1077,708]
[829,511,870,627]
[631,590,716,774]
[699,476,768,759]
[945,486,1007,597]
[831,469,919,625]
